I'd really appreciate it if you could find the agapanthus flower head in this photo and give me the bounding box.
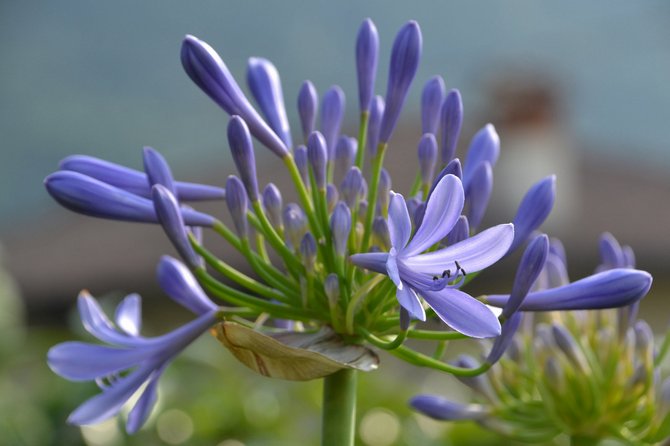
[46,18,655,440]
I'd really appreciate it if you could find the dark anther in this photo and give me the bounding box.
[432,275,439,281]
[455,260,466,276]
[441,269,451,278]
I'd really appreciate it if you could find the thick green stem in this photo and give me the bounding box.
[570,435,599,446]
[322,369,357,446]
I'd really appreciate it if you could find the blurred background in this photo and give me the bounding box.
[1,1,669,445]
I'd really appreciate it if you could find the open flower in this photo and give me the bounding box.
[47,290,218,433]
[351,174,514,338]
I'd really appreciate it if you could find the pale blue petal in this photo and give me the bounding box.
[157,256,218,315]
[486,269,652,311]
[386,249,402,289]
[411,395,489,421]
[387,192,411,249]
[404,174,464,256]
[349,252,388,274]
[115,294,142,336]
[47,342,149,381]
[401,224,514,280]
[126,366,165,434]
[421,288,501,338]
[68,363,155,426]
[396,284,425,321]
[77,293,146,347]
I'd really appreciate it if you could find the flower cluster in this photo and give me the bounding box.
[412,233,664,445]
[45,19,653,433]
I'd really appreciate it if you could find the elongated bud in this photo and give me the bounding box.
[372,216,391,249]
[283,203,307,250]
[486,312,523,365]
[225,176,248,237]
[330,202,352,257]
[299,232,317,271]
[143,147,176,194]
[324,273,340,306]
[544,253,569,288]
[157,256,218,315]
[634,320,654,363]
[552,324,588,371]
[262,183,283,230]
[59,155,226,201]
[421,76,445,135]
[297,81,318,142]
[544,357,565,391]
[181,35,288,158]
[326,184,339,213]
[440,89,463,164]
[462,124,499,190]
[293,145,309,185]
[377,168,392,215]
[509,175,556,252]
[152,185,200,268]
[486,268,652,311]
[599,232,625,270]
[464,161,492,230]
[367,96,384,155]
[356,18,379,113]
[307,131,328,189]
[45,171,214,226]
[334,136,357,184]
[410,396,489,421]
[447,215,469,246]
[622,245,636,268]
[228,116,259,201]
[341,167,364,209]
[418,133,438,186]
[502,234,549,318]
[321,85,345,158]
[246,57,292,148]
[379,21,422,144]
[549,237,567,266]
[413,202,426,228]
[426,158,462,204]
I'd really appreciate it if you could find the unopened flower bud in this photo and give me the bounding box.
[464,161,492,230]
[379,21,422,144]
[356,18,379,113]
[509,175,556,252]
[227,116,259,201]
[181,35,288,158]
[307,132,328,190]
[440,89,463,164]
[372,216,391,249]
[487,312,522,365]
[297,80,318,142]
[321,85,345,158]
[341,166,364,209]
[502,234,549,319]
[299,232,317,272]
[599,232,625,270]
[410,396,489,421]
[152,185,200,268]
[143,147,176,195]
[447,215,469,246]
[246,57,292,148]
[421,76,445,135]
[418,133,438,186]
[283,203,307,250]
[334,136,357,184]
[552,324,588,372]
[462,124,499,190]
[294,145,309,185]
[324,273,340,306]
[225,176,249,237]
[330,202,352,257]
[326,184,339,213]
[377,168,392,215]
[262,183,283,230]
[367,96,384,155]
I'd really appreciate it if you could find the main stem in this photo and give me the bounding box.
[321,369,357,446]
[570,435,598,446]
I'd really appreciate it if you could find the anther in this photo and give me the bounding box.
[441,269,451,278]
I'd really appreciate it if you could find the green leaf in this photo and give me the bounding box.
[212,322,379,381]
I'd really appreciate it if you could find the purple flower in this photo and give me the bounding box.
[355,18,379,113]
[421,76,445,135]
[464,161,492,230]
[297,81,318,142]
[143,147,176,194]
[440,89,463,164]
[462,124,499,190]
[320,85,346,158]
[228,116,260,201]
[152,185,201,268]
[508,176,556,253]
[246,57,292,149]
[351,174,514,338]
[417,133,438,186]
[366,95,385,154]
[307,131,328,190]
[486,268,652,311]
[59,154,225,201]
[378,21,422,144]
[181,35,288,158]
[157,256,219,315]
[47,292,217,432]
[45,171,215,226]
